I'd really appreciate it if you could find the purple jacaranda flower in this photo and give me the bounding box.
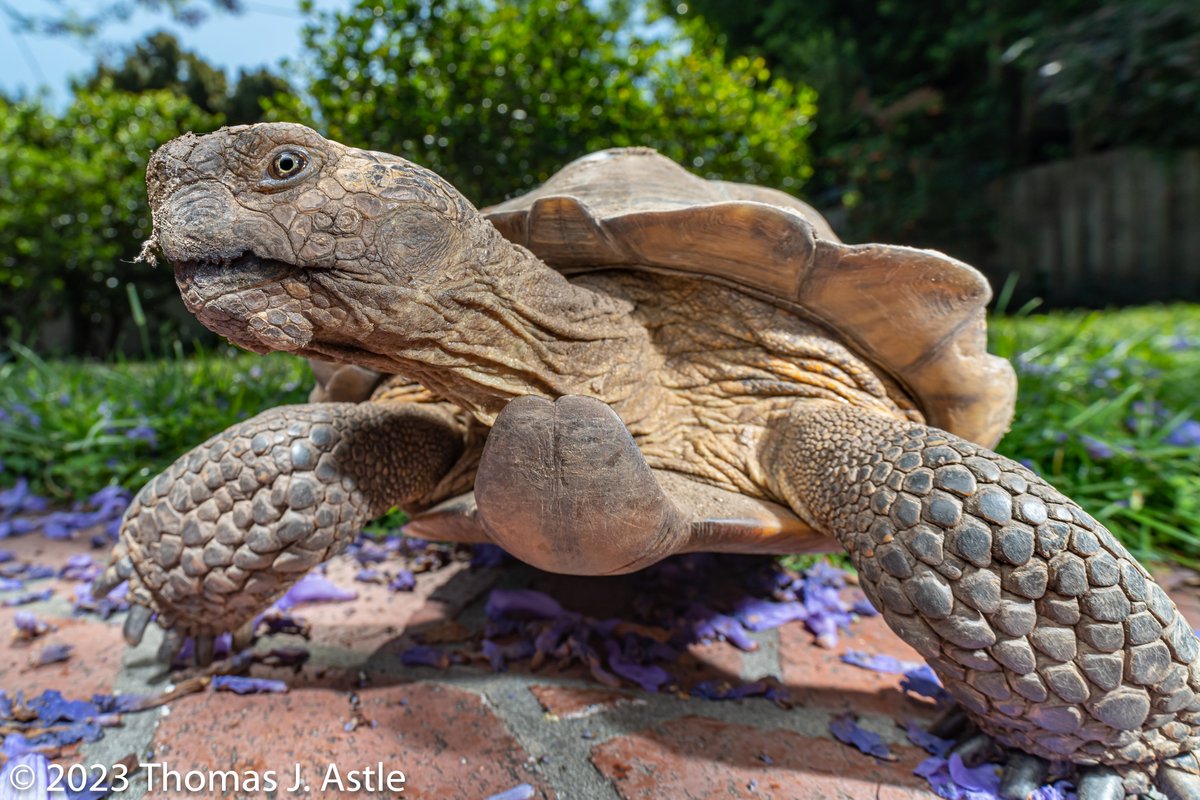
[125,424,159,448]
[60,553,98,582]
[0,478,49,517]
[353,539,390,564]
[0,753,49,797]
[4,588,53,606]
[486,589,568,621]
[482,638,536,672]
[0,577,23,591]
[31,643,73,667]
[1080,435,1115,461]
[470,543,508,568]
[212,675,288,694]
[829,713,895,760]
[14,611,49,639]
[354,568,383,583]
[1030,782,1075,800]
[0,549,13,563]
[400,646,452,668]
[1166,419,1200,447]
[851,597,879,617]
[73,580,129,618]
[841,650,923,674]
[25,565,56,580]
[389,570,416,592]
[733,597,808,631]
[691,677,790,707]
[273,573,357,611]
[1,733,36,759]
[904,719,953,757]
[9,402,41,428]
[605,639,669,692]
[947,753,1002,793]
[485,784,535,800]
[689,606,757,651]
[28,690,97,723]
[900,664,949,703]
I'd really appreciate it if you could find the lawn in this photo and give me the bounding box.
[2,305,1199,565]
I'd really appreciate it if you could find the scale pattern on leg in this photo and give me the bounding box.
[766,401,1200,769]
[111,401,464,638]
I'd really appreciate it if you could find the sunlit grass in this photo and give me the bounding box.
[0,343,309,501]
[990,305,1200,567]
[3,304,1200,564]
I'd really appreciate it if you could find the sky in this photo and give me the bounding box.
[0,0,350,105]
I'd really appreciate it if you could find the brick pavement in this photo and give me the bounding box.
[3,531,1198,799]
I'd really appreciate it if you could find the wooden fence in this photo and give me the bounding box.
[989,149,1200,307]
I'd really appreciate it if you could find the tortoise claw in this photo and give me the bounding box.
[193,634,216,667]
[999,751,1049,800]
[231,621,255,652]
[92,551,133,598]
[1158,753,1200,800]
[1075,766,1124,800]
[950,733,995,768]
[157,629,185,664]
[122,602,154,645]
[928,705,973,740]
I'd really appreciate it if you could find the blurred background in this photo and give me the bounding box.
[1,0,1199,567]
[2,0,1197,355]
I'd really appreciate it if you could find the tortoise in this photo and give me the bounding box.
[93,122,1200,799]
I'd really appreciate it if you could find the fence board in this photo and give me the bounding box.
[990,149,1200,306]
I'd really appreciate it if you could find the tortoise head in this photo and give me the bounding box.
[143,122,481,360]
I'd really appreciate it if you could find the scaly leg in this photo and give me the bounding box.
[93,400,468,663]
[761,400,1200,796]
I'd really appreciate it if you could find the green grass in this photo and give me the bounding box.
[0,343,308,501]
[990,305,1200,567]
[3,304,1200,564]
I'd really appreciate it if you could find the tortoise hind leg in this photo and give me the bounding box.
[760,400,1200,795]
[93,399,468,664]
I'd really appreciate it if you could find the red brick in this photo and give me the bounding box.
[295,559,496,656]
[530,684,642,719]
[146,682,545,799]
[0,609,125,698]
[592,715,932,799]
[779,613,935,719]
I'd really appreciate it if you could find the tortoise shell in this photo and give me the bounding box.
[484,148,1016,448]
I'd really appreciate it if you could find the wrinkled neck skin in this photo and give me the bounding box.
[146,123,658,429]
[322,219,657,426]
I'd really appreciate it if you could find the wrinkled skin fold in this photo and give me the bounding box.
[95,122,1200,798]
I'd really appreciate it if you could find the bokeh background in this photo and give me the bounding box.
[1,0,1199,567]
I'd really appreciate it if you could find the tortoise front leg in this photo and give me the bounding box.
[93,400,467,664]
[761,400,1200,798]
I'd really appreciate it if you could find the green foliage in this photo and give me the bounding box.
[0,82,221,356]
[990,305,1200,567]
[84,31,293,124]
[0,345,308,501]
[678,0,1197,258]
[1,0,241,38]
[274,0,815,205]
[4,307,1200,566]
[1020,0,1200,152]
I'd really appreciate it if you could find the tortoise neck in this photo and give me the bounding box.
[377,221,657,426]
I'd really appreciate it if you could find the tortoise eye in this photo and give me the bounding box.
[268,150,307,180]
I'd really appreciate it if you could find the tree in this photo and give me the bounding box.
[84,31,292,124]
[270,0,816,205]
[674,0,1103,252]
[0,0,241,38]
[0,82,221,354]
